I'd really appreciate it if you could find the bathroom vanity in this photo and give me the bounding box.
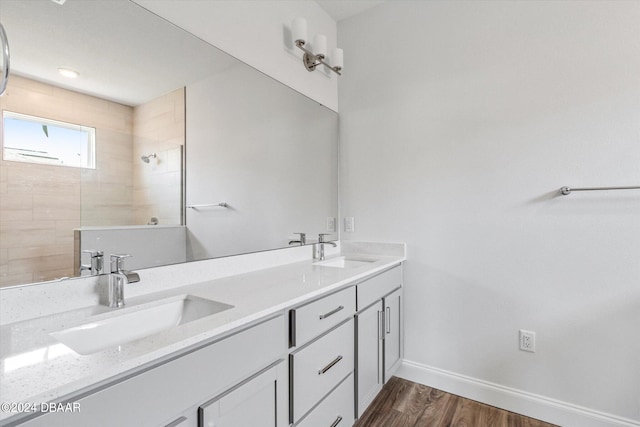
[0,242,405,427]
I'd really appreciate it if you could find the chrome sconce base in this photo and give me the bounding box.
[0,23,10,96]
[296,40,342,76]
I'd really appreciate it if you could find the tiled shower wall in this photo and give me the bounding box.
[0,76,135,287]
[133,88,184,226]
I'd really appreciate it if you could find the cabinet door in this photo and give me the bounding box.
[199,362,286,427]
[356,301,384,418]
[384,288,402,382]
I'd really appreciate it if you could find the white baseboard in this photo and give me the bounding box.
[396,359,639,427]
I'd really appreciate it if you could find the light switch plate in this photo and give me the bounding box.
[344,217,355,233]
[326,217,336,232]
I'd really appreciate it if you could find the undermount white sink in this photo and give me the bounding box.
[50,295,233,355]
[314,256,376,269]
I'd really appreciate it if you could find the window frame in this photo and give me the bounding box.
[2,110,96,169]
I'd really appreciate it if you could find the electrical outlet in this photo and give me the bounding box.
[326,217,336,232]
[519,330,536,352]
[344,217,355,233]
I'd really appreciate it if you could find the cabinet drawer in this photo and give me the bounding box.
[357,266,401,310]
[296,373,354,427]
[291,287,355,347]
[291,319,354,422]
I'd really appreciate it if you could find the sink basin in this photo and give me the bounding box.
[50,295,233,355]
[314,256,376,269]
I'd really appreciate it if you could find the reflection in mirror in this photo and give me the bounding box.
[186,62,338,260]
[0,71,191,285]
[0,0,338,288]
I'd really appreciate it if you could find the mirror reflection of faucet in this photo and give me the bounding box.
[289,232,306,246]
[79,250,103,276]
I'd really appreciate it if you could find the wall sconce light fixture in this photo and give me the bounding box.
[292,17,343,76]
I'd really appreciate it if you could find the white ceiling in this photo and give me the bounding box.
[315,0,385,22]
[1,0,384,106]
[0,0,236,106]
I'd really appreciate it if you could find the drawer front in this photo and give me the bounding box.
[291,287,355,347]
[291,319,354,422]
[296,373,355,427]
[357,266,401,310]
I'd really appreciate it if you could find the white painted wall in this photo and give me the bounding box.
[339,1,640,425]
[133,0,339,112]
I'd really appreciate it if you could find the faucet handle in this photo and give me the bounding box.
[82,250,104,274]
[110,253,132,273]
[318,233,333,243]
[82,250,104,257]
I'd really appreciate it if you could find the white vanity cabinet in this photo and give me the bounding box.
[288,287,356,426]
[19,315,287,427]
[355,266,403,418]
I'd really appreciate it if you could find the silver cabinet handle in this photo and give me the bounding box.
[378,310,384,341]
[329,415,343,427]
[0,23,10,96]
[386,306,391,334]
[164,416,187,427]
[186,203,229,209]
[318,355,343,375]
[319,305,344,320]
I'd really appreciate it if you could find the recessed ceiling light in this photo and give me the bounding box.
[51,0,67,5]
[58,68,79,79]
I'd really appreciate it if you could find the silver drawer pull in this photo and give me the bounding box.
[319,305,344,320]
[164,416,187,427]
[318,355,343,375]
[329,415,343,427]
[386,306,391,334]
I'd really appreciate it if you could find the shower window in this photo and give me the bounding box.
[2,111,96,169]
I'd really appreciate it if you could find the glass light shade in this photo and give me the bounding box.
[292,17,307,44]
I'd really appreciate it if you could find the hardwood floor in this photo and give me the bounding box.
[355,377,558,427]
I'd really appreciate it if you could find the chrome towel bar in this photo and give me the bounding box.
[560,186,640,195]
[186,203,229,209]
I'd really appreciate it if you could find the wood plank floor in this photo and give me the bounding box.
[355,377,558,427]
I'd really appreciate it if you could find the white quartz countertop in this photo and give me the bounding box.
[0,247,404,424]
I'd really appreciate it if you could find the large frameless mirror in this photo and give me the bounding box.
[0,0,338,288]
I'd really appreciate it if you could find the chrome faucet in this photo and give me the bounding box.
[313,233,337,261]
[79,250,104,276]
[108,254,140,308]
[289,232,307,246]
